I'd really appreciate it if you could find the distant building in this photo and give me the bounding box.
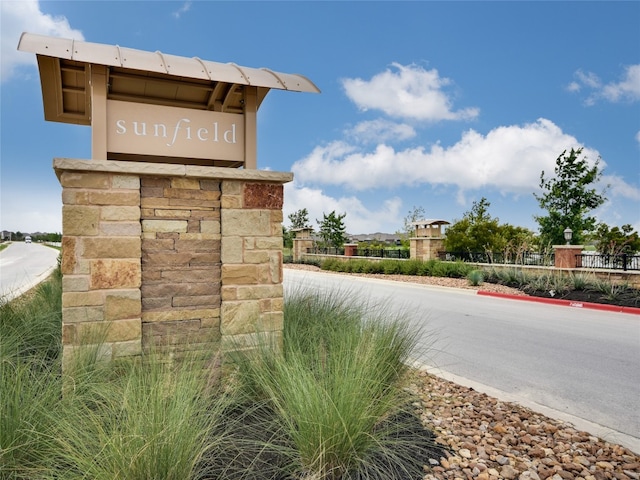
[348,232,402,245]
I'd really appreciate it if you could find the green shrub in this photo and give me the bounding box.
[380,259,403,275]
[493,267,529,288]
[446,261,474,279]
[588,278,632,302]
[349,259,370,273]
[365,261,384,274]
[467,269,484,286]
[568,273,593,291]
[417,259,437,276]
[320,258,342,271]
[400,259,422,275]
[523,272,569,296]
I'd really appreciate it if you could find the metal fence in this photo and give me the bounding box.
[304,248,639,271]
[438,251,554,267]
[355,248,410,259]
[578,253,640,271]
[310,247,345,256]
[309,247,409,259]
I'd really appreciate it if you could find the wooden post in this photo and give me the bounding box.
[90,65,108,160]
[244,86,257,169]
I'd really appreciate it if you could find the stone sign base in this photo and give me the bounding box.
[55,158,291,367]
[410,236,445,261]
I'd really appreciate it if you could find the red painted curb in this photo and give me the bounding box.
[477,290,640,315]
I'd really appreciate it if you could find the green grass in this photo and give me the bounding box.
[1,270,63,479]
[1,268,441,480]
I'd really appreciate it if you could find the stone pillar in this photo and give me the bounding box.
[410,237,445,261]
[344,243,358,257]
[554,245,583,269]
[55,158,292,367]
[220,181,287,351]
[58,168,143,364]
[292,227,314,262]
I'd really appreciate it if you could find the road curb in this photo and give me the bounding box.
[477,290,640,315]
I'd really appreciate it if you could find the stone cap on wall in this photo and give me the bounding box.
[53,158,293,184]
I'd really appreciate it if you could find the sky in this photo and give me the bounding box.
[1,0,639,236]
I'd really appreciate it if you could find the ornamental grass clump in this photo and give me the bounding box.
[228,288,441,480]
[467,269,484,286]
[55,348,229,480]
[0,272,63,479]
[0,354,62,479]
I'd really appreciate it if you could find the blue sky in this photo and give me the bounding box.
[1,1,639,236]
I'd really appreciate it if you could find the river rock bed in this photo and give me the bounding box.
[409,370,639,480]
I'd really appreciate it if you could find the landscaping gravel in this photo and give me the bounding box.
[283,264,640,479]
[409,370,639,480]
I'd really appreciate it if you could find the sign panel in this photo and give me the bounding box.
[107,100,244,162]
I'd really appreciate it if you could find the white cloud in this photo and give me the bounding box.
[1,0,84,82]
[172,1,192,19]
[569,65,640,105]
[566,81,581,93]
[342,63,479,122]
[293,118,614,197]
[574,70,602,89]
[602,175,640,201]
[601,64,640,102]
[283,184,403,234]
[636,131,640,144]
[345,119,416,144]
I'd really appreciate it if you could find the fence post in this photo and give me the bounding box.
[553,245,584,269]
[343,244,357,257]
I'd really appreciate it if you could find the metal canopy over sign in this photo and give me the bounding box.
[17,32,320,168]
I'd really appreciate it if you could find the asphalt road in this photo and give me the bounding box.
[0,242,60,302]
[283,268,640,452]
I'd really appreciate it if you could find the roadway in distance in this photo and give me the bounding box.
[0,242,60,302]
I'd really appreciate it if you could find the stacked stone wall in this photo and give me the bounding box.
[55,158,292,367]
[140,177,222,357]
[60,170,143,363]
[220,182,285,350]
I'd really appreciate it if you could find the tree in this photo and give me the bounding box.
[534,148,606,247]
[500,224,537,253]
[593,223,640,255]
[288,208,311,230]
[316,211,348,249]
[396,205,426,247]
[282,226,294,249]
[444,197,536,256]
[444,198,503,253]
